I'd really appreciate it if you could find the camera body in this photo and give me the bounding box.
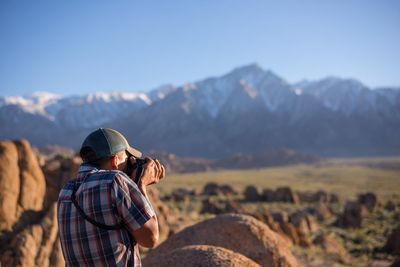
[126,157,147,183]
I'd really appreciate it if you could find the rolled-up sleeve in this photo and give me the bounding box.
[112,173,155,232]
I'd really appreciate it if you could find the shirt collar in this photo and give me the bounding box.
[76,163,99,180]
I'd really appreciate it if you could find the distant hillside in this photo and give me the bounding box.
[1,64,400,157]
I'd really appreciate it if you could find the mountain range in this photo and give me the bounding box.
[1,63,399,158]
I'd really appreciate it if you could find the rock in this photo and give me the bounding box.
[289,211,318,247]
[145,213,299,267]
[313,233,351,264]
[244,186,261,202]
[390,258,400,267]
[304,202,333,221]
[358,192,378,211]
[202,182,237,196]
[280,222,301,246]
[262,188,276,202]
[290,211,318,234]
[201,199,224,214]
[0,203,64,267]
[385,200,397,212]
[272,211,289,224]
[0,141,20,231]
[143,245,261,267]
[42,156,81,209]
[219,184,238,196]
[335,201,369,228]
[274,187,300,204]
[0,140,46,231]
[384,227,400,255]
[167,187,195,202]
[298,190,339,203]
[247,210,282,234]
[148,187,177,242]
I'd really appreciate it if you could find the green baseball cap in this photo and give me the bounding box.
[80,128,142,162]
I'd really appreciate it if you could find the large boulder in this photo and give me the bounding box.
[289,211,318,247]
[384,227,400,255]
[274,187,300,204]
[143,245,260,267]
[0,203,64,267]
[335,201,369,228]
[358,192,378,211]
[42,155,81,209]
[202,183,237,197]
[304,202,333,221]
[244,185,262,202]
[0,140,46,231]
[144,213,299,267]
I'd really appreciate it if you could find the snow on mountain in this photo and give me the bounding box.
[0,91,151,128]
[0,92,61,117]
[147,84,177,102]
[296,77,372,114]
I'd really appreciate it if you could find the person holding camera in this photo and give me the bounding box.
[57,128,165,267]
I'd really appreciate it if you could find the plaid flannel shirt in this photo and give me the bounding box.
[57,164,155,267]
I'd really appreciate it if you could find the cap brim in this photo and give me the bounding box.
[126,146,142,158]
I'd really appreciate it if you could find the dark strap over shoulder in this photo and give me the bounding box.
[71,183,123,230]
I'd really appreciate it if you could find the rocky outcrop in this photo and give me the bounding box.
[144,213,299,267]
[384,227,400,255]
[0,140,63,267]
[304,202,333,221]
[0,203,64,267]
[334,201,369,228]
[313,233,350,264]
[262,187,300,204]
[163,187,195,202]
[0,140,46,231]
[202,183,237,197]
[244,186,262,202]
[42,155,81,209]
[358,192,378,211]
[298,190,339,203]
[143,245,261,267]
[289,211,318,247]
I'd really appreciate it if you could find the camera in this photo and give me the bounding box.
[126,157,147,183]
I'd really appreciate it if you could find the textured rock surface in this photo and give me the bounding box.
[42,155,81,209]
[335,201,369,228]
[0,140,46,231]
[313,233,351,264]
[144,213,299,267]
[0,203,64,267]
[143,245,261,267]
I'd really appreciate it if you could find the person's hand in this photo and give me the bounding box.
[138,157,166,187]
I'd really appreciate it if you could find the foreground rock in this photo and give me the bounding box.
[0,140,46,231]
[0,203,64,267]
[144,213,299,267]
[143,245,260,267]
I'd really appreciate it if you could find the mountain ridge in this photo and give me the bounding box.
[1,64,399,157]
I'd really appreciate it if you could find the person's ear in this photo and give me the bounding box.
[110,155,118,169]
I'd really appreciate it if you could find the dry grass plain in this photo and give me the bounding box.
[157,156,400,202]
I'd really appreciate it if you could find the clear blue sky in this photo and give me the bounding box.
[0,0,399,97]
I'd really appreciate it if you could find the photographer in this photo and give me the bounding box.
[57,128,165,267]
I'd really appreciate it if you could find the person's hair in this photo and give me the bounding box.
[80,147,126,168]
